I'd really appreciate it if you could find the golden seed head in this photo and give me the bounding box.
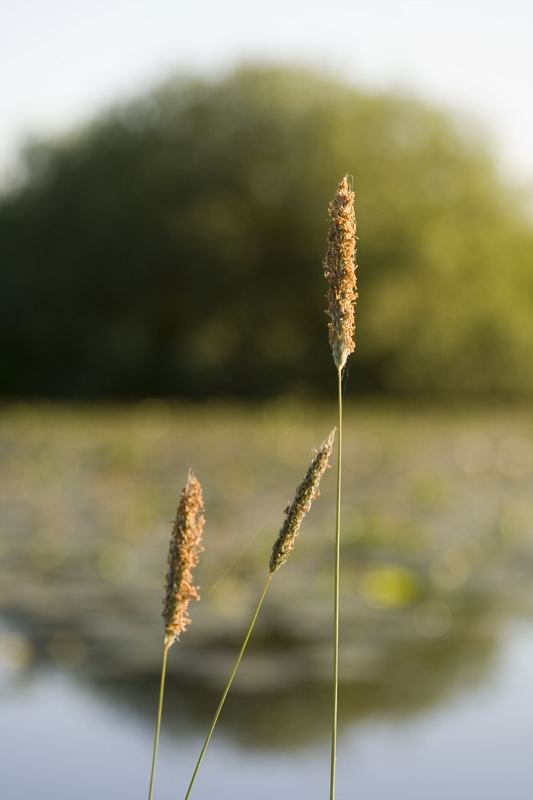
[269,429,336,574]
[162,470,205,650]
[324,175,358,370]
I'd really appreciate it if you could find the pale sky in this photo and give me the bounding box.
[1,0,532,183]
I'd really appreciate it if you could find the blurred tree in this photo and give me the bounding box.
[1,65,532,399]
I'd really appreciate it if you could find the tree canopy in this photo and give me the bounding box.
[1,65,532,399]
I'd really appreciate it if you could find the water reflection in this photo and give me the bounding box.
[2,403,533,755]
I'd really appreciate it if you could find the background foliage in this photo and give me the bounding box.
[1,65,532,399]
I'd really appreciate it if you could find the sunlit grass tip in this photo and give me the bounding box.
[270,428,336,573]
[324,174,358,371]
[163,469,205,651]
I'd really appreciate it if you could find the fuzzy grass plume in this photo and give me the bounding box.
[183,433,334,800]
[148,471,205,800]
[163,470,205,651]
[270,429,336,573]
[324,175,358,371]
[324,174,357,800]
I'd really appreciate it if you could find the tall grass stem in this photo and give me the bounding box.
[183,573,273,799]
[330,366,343,800]
[148,643,170,800]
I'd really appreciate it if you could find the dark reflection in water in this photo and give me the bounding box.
[2,403,533,755]
[93,630,497,750]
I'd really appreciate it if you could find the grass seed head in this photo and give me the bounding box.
[163,470,205,650]
[324,175,358,370]
[269,429,336,574]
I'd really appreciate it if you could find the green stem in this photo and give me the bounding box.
[148,643,170,800]
[183,573,273,800]
[330,366,343,800]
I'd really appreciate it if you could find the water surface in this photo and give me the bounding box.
[2,403,533,797]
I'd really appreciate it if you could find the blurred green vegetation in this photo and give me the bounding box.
[1,65,532,399]
[3,403,533,744]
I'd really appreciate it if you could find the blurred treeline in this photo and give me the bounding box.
[1,65,533,400]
